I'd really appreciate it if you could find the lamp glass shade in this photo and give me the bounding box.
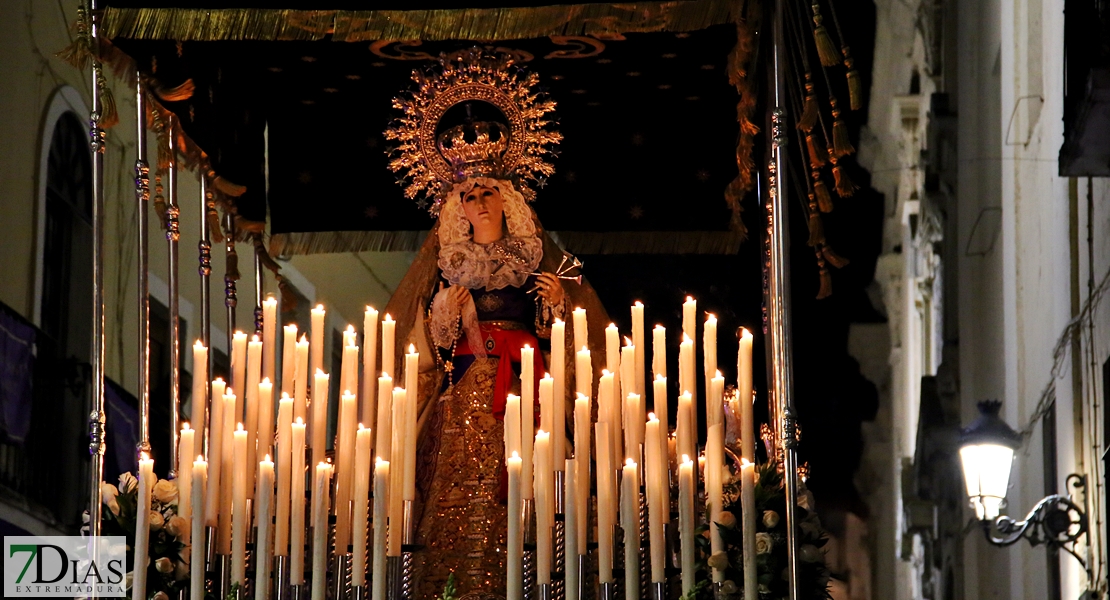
[959,443,1014,520]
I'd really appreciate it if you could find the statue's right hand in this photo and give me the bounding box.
[448,284,470,309]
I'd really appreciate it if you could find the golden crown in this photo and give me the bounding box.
[384,49,561,215]
[436,121,509,180]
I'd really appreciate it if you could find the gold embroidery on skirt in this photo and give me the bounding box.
[414,357,507,599]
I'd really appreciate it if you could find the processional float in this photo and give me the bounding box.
[72,0,865,599]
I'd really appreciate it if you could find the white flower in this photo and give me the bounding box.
[153,591,170,600]
[148,511,164,531]
[755,532,773,554]
[152,479,178,505]
[707,551,729,570]
[107,498,120,516]
[154,557,174,574]
[720,580,738,595]
[798,490,815,512]
[118,473,138,494]
[800,544,821,563]
[718,511,737,529]
[164,515,188,538]
[762,510,780,528]
[101,482,119,503]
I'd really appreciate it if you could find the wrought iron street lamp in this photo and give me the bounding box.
[959,401,1089,567]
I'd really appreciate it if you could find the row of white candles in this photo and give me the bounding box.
[129,295,758,600]
[501,299,758,600]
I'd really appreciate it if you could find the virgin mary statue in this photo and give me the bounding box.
[380,50,611,599]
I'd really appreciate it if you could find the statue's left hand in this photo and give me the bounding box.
[534,272,566,306]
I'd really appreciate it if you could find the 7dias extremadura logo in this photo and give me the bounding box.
[4,535,126,597]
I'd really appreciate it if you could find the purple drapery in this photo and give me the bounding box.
[0,309,35,444]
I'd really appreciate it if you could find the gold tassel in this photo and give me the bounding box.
[207,206,225,244]
[822,245,850,268]
[278,275,297,313]
[797,77,818,132]
[253,234,284,274]
[830,101,854,157]
[844,53,863,111]
[156,79,196,102]
[214,176,247,197]
[97,72,119,129]
[807,133,827,168]
[153,174,169,231]
[814,176,834,212]
[56,5,91,70]
[817,266,833,299]
[811,5,840,67]
[225,249,240,281]
[807,196,825,247]
[833,162,859,197]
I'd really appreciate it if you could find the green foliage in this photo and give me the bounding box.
[681,578,710,600]
[437,572,458,600]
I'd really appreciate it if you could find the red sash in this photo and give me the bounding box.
[454,322,544,420]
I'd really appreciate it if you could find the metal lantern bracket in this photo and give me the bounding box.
[979,473,1089,568]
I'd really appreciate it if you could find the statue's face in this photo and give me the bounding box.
[461,185,504,231]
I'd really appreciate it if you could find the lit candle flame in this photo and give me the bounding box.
[408,343,416,353]
[182,422,191,431]
[295,417,304,425]
[264,454,272,463]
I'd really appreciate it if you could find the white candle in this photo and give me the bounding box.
[311,462,333,600]
[539,374,553,440]
[375,375,393,462]
[677,392,695,472]
[204,378,226,527]
[219,392,238,555]
[372,459,390,600]
[605,323,620,374]
[342,331,359,403]
[274,394,293,556]
[709,370,725,429]
[507,452,523,600]
[652,325,666,380]
[295,335,310,422]
[257,378,274,457]
[255,455,275,600]
[177,424,194,524]
[574,394,590,557]
[246,335,263,496]
[262,296,277,384]
[520,345,535,500]
[534,430,552,584]
[564,458,579,600]
[282,324,298,399]
[232,331,248,400]
[679,335,696,440]
[231,424,248,584]
[652,376,670,523]
[572,307,588,354]
[631,301,645,398]
[621,459,640,600]
[388,388,405,556]
[381,314,395,379]
[343,326,357,348]
[336,392,357,554]
[738,328,754,461]
[682,296,697,408]
[403,345,419,504]
[595,423,614,584]
[679,456,695,595]
[132,453,154,600]
[191,341,208,457]
[707,423,724,582]
[575,347,592,401]
[551,319,566,469]
[505,394,521,461]
[311,304,326,374]
[362,307,379,427]
[352,426,372,587]
[190,457,208,600]
[290,418,307,584]
[311,370,330,458]
[703,313,717,398]
[645,415,665,583]
[600,371,622,465]
[741,460,757,600]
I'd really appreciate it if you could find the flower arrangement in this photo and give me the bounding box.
[693,463,832,600]
[99,472,190,599]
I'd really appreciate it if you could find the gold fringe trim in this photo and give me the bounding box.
[830,101,854,157]
[810,4,839,67]
[822,245,849,268]
[816,266,832,299]
[723,0,762,241]
[156,79,195,102]
[102,2,741,42]
[797,78,819,133]
[844,52,863,110]
[807,133,827,168]
[806,196,825,247]
[813,176,833,212]
[832,162,858,197]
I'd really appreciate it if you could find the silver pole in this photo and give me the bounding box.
[135,73,151,455]
[225,213,237,354]
[767,1,800,599]
[199,175,212,456]
[166,117,181,476]
[254,245,264,336]
[86,0,107,559]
